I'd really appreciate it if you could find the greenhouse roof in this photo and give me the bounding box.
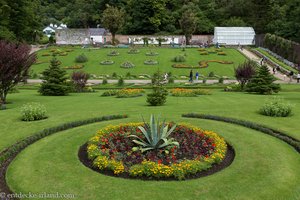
[213,27,255,45]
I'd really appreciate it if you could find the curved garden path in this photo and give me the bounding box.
[239,49,295,83]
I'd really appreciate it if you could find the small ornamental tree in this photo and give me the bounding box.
[39,57,69,96]
[101,5,125,45]
[234,60,257,90]
[147,70,168,106]
[179,9,198,45]
[0,40,36,105]
[71,71,89,92]
[246,65,280,94]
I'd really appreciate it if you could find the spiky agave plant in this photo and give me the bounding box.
[129,115,179,153]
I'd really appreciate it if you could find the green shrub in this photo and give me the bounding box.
[172,55,186,62]
[126,72,131,78]
[168,77,175,84]
[147,70,168,106]
[259,98,293,117]
[208,72,215,77]
[112,72,118,78]
[39,57,69,96]
[102,78,108,85]
[21,103,47,121]
[117,77,124,86]
[101,90,118,96]
[75,54,88,63]
[147,88,168,106]
[218,77,224,84]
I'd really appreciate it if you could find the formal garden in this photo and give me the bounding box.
[30,46,246,80]
[1,0,300,198]
[0,39,300,199]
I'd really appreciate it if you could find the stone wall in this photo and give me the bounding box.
[109,35,214,45]
[56,29,213,45]
[56,29,89,45]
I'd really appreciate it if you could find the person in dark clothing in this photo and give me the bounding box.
[289,71,294,82]
[189,70,193,83]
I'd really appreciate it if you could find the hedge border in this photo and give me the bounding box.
[182,113,300,153]
[0,114,128,196]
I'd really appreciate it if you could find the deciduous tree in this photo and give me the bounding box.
[235,60,257,90]
[0,40,36,105]
[101,5,125,45]
[179,9,198,45]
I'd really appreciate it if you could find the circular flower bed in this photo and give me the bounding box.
[100,60,114,65]
[120,61,135,68]
[144,60,158,65]
[145,52,159,56]
[107,51,119,56]
[128,49,140,54]
[86,122,227,180]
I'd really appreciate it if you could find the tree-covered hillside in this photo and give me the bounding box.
[1,0,300,43]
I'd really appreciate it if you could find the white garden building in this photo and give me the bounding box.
[213,27,255,45]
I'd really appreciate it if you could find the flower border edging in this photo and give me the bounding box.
[0,114,128,195]
[182,113,300,153]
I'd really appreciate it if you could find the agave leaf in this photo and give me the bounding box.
[132,139,148,147]
[137,126,151,143]
[141,115,150,130]
[161,124,169,138]
[160,120,167,139]
[150,115,158,145]
[129,134,148,144]
[158,138,170,149]
[172,141,180,147]
[141,147,154,153]
[165,124,177,138]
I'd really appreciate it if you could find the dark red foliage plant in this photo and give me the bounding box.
[234,60,257,90]
[71,71,90,92]
[0,40,36,105]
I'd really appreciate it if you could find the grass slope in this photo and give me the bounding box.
[6,120,300,200]
[1,85,300,199]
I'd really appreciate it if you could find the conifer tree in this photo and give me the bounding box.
[39,57,69,96]
[246,65,280,94]
[147,70,168,106]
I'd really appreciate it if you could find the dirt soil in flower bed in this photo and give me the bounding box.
[78,143,235,181]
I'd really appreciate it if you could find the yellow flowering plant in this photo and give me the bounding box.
[86,122,227,180]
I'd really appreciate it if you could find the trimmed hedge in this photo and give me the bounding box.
[182,113,300,153]
[0,115,128,167]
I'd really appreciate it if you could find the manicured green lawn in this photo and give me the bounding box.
[32,47,247,79]
[1,85,300,199]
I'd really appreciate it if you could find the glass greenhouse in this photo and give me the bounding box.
[213,27,255,45]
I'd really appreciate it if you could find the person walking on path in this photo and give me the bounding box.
[195,71,199,81]
[189,70,193,83]
[289,70,294,83]
[164,73,168,81]
[260,57,265,66]
[273,67,276,74]
[297,72,300,83]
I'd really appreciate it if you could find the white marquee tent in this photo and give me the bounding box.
[213,27,255,45]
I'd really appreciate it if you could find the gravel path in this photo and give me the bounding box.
[239,48,295,83]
